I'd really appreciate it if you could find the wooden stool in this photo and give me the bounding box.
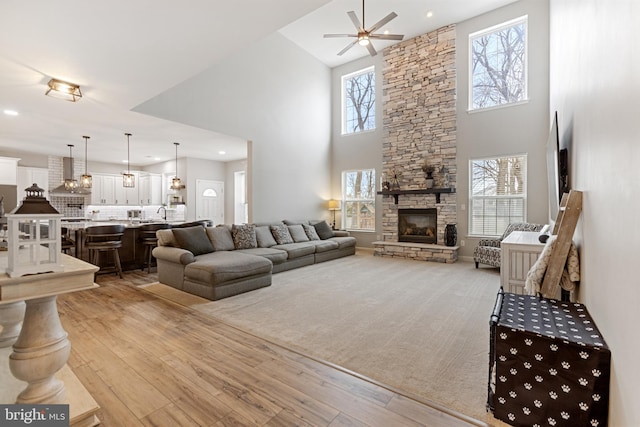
[139,223,172,273]
[85,225,125,279]
[61,227,76,256]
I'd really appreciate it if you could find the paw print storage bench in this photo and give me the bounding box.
[488,289,611,427]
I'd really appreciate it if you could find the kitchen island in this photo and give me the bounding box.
[64,219,210,273]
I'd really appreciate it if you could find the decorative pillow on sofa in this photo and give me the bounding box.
[255,225,278,248]
[172,226,214,256]
[270,224,294,245]
[232,224,257,249]
[302,224,320,241]
[206,226,236,251]
[288,224,310,242]
[313,220,335,240]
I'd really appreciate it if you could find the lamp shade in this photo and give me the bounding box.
[328,199,341,210]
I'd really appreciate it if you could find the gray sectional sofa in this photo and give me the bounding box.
[152,220,356,301]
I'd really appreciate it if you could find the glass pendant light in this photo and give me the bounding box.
[122,133,135,188]
[64,144,79,191]
[79,135,92,188]
[170,142,184,190]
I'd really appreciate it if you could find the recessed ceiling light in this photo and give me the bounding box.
[426,10,434,18]
[218,151,226,155]
[384,30,390,35]
[122,160,129,163]
[154,157,161,161]
[3,110,18,116]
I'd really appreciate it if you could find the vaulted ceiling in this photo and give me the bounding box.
[0,0,516,166]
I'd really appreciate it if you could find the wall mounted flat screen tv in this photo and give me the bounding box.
[546,111,568,223]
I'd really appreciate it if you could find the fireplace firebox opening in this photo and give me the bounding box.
[398,208,437,244]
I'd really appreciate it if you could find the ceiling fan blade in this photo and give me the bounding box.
[366,42,377,57]
[337,40,358,56]
[347,10,363,31]
[368,12,397,33]
[324,34,357,38]
[369,33,404,41]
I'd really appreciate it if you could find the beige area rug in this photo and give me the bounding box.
[138,282,210,307]
[194,252,503,423]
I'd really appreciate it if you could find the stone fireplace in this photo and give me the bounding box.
[398,208,437,244]
[373,24,458,263]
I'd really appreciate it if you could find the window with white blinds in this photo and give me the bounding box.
[469,154,527,237]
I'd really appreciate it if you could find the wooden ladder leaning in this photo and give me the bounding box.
[540,189,583,297]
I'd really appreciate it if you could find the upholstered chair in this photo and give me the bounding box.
[474,222,545,268]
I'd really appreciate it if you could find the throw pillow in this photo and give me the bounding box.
[302,223,320,241]
[255,225,278,248]
[206,226,236,251]
[313,220,335,240]
[172,226,214,256]
[232,224,257,249]
[270,224,294,245]
[288,224,309,242]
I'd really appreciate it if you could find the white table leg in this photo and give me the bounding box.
[0,301,25,348]
[9,295,70,404]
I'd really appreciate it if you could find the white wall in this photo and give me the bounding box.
[225,159,247,224]
[550,1,640,425]
[456,0,550,258]
[331,54,384,246]
[134,32,332,223]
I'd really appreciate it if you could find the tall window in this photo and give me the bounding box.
[342,67,375,135]
[469,154,527,236]
[342,169,376,231]
[469,16,527,111]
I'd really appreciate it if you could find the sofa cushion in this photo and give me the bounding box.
[313,220,335,240]
[232,224,257,249]
[206,226,235,251]
[271,242,316,259]
[307,239,339,253]
[172,226,214,256]
[288,224,309,242]
[270,224,294,245]
[329,236,357,249]
[157,229,176,247]
[235,247,288,264]
[283,219,310,226]
[255,225,278,248]
[184,251,272,285]
[302,224,320,241]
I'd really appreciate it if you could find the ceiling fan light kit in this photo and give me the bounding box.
[324,0,404,56]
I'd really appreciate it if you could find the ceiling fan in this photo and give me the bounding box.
[323,0,404,57]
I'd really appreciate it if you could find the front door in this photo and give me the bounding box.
[195,180,224,225]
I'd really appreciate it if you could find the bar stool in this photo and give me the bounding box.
[61,227,76,256]
[85,225,125,279]
[139,223,172,273]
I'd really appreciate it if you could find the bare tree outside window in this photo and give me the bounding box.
[343,169,376,231]
[343,67,375,134]
[470,16,527,110]
[470,155,527,236]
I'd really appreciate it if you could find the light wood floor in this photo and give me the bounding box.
[57,271,484,427]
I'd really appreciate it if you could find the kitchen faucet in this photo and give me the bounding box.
[157,206,167,220]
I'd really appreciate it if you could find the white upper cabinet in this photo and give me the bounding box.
[0,157,20,185]
[17,166,49,200]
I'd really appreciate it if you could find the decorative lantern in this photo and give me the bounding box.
[5,183,64,278]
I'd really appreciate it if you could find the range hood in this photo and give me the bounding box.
[50,157,91,195]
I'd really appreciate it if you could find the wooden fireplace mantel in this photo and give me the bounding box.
[377,188,456,204]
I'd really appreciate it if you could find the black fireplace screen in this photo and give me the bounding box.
[398,208,437,244]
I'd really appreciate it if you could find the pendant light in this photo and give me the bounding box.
[170,142,185,190]
[64,144,79,191]
[79,135,92,188]
[122,133,135,188]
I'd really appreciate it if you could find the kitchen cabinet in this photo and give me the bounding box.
[138,173,162,205]
[17,166,49,199]
[91,174,117,205]
[0,157,20,185]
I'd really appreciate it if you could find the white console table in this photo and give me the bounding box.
[500,231,546,294]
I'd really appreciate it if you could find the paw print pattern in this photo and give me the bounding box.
[500,332,508,339]
[524,382,532,390]
[509,391,517,398]
[523,362,532,369]
[593,394,601,401]
[562,384,571,393]
[499,355,507,362]
[534,400,543,408]
[549,391,558,399]
[580,351,589,359]
[499,376,507,382]
[591,420,600,426]
[535,354,543,361]
[579,378,589,386]
[579,402,590,411]
[523,407,531,415]
[535,375,544,382]
[498,397,506,404]
[548,417,557,426]
[550,344,559,351]
[549,368,558,376]
[562,361,571,369]
[524,338,533,346]
[592,369,601,377]
[561,411,570,420]
[508,413,516,421]
[510,348,518,355]
[510,368,518,375]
